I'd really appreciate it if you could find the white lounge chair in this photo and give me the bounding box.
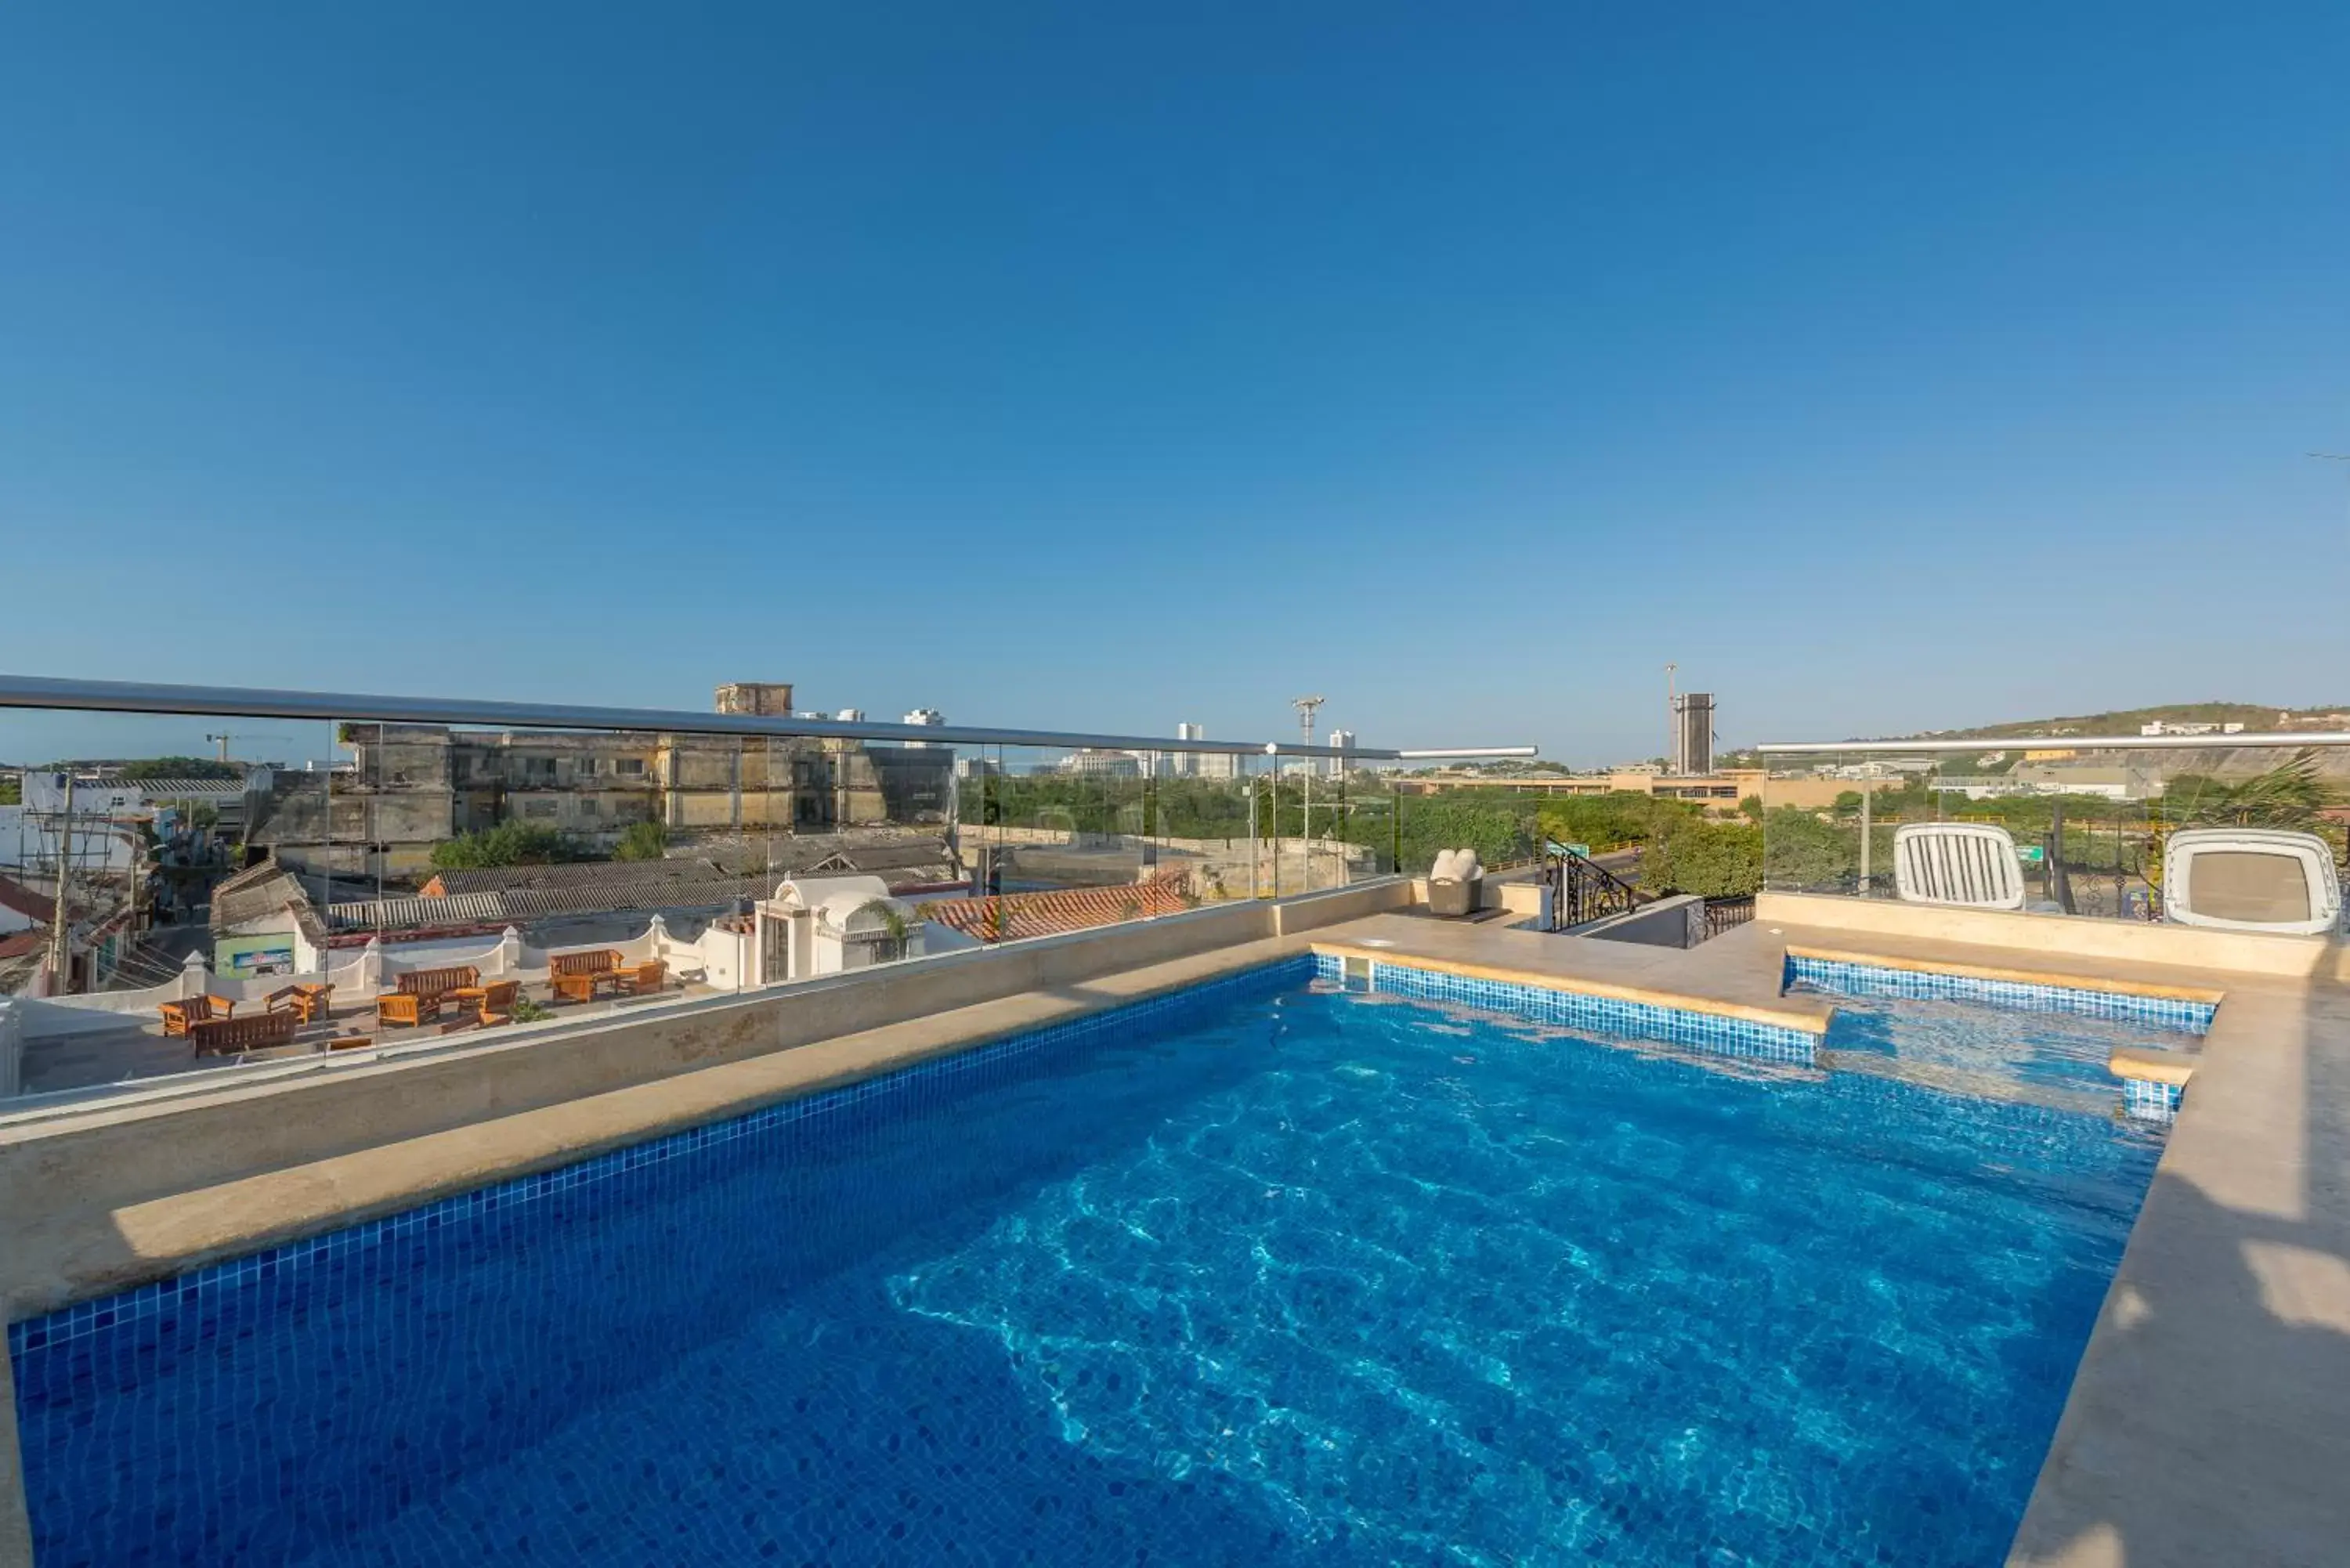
[2161,829,2343,936]
[1891,823,2053,912]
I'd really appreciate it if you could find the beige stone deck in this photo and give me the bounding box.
[5,894,2349,1568]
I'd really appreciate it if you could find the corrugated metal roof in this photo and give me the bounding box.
[494,874,779,920]
[208,859,329,945]
[422,858,732,897]
[328,891,510,931]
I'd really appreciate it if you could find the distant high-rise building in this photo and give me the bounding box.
[835,709,866,724]
[1175,721,1205,777]
[1671,693,1715,777]
[902,709,945,749]
[1327,728,1358,779]
[1058,749,1142,779]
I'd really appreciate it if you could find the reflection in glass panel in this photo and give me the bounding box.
[1758,742,2210,925]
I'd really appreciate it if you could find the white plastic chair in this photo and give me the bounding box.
[2162,829,2343,936]
[1891,822,2037,911]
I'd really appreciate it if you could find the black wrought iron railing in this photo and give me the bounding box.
[1542,851,1646,930]
[1702,894,1756,941]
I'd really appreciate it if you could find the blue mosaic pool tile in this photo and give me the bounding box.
[1785,956,2215,1037]
[1357,959,1819,1065]
[7,953,1319,1364]
[10,952,2164,1568]
[2121,1078,2183,1124]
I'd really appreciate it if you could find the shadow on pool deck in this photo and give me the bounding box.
[2008,976,2350,1568]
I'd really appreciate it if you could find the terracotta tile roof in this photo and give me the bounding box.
[0,874,52,925]
[0,930,45,959]
[921,871,1196,943]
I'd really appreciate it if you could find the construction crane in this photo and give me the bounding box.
[203,732,293,766]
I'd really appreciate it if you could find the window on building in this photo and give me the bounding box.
[618,758,645,777]
[578,757,600,776]
[522,799,558,819]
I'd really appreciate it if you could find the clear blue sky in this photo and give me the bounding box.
[2,2,2345,766]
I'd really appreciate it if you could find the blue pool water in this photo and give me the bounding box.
[1813,992,2187,1115]
[13,963,2164,1566]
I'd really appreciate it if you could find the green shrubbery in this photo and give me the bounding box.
[613,820,669,861]
[429,822,580,870]
[1640,819,1765,898]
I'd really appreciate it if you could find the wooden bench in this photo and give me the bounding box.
[266,982,334,1024]
[375,965,481,1028]
[158,994,236,1037]
[549,949,624,1004]
[189,1009,301,1058]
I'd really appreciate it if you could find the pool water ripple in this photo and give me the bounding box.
[14,979,2164,1566]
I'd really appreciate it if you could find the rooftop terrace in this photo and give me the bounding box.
[5,680,2349,1565]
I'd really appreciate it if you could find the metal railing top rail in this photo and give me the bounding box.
[1757,731,2350,755]
[0,674,1535,763]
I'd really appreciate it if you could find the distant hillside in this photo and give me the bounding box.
[1915,703,2350,742]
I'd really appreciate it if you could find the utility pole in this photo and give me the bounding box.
[1292,696,1324,891]
[45,773,74,994]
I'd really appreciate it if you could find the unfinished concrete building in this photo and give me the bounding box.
[244,689,955,881]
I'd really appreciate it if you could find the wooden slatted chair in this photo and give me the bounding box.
[159,993,236,1037]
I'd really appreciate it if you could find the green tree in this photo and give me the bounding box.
[612,820,669,861]
[2164,750,2338,831]
[1760,806,1860,891]
[1640,821,1765,898]
[1535,792,1698,853]
[1344,794,1535,873]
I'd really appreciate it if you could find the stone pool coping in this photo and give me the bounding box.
[1308,938,1835,1035]
[1783,942,2230,1006]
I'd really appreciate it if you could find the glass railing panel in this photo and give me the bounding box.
[0,696,1480,1111]
[1759,736,2350,930]
[2,704,366,1097]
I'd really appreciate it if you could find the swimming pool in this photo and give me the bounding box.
[11,956,2164,1566]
